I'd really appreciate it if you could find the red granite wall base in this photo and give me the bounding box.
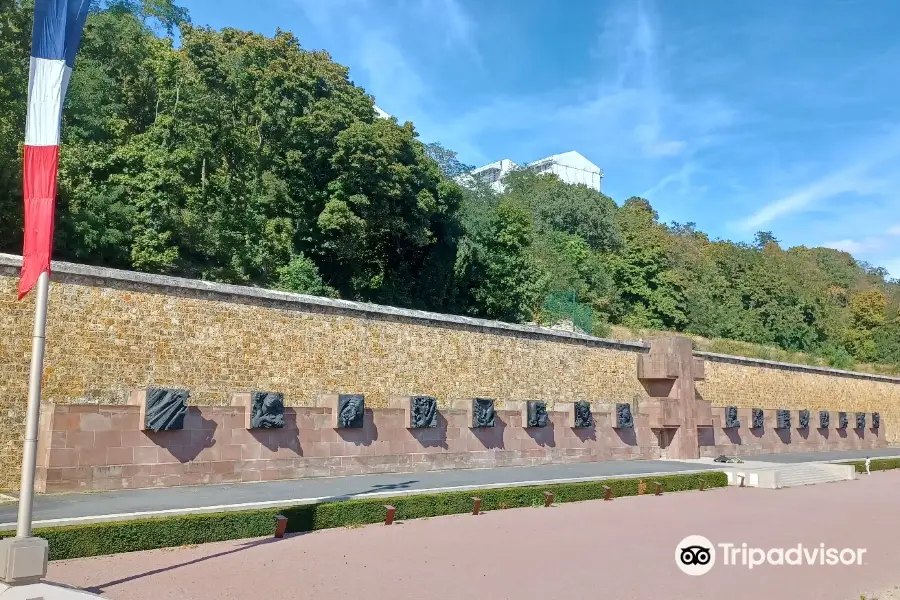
[36,403,662,493]
[698,408,887,458]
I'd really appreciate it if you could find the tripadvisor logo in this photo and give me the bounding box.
[675,535,867,575]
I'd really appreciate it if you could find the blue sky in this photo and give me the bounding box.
[179,0,900,278]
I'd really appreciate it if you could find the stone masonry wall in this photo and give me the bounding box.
[1,253,899,490]
[35,403,661,493]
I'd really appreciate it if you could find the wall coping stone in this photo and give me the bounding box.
[2,252,899,384]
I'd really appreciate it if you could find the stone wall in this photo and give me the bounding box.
[1,253,899,490]
[698,408,884,458]
[35,402,661,493]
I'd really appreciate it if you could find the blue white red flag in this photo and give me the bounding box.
[19,0,90,299]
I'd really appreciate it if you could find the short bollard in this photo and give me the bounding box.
[637,480,647,495]
[384,505,396,525]
[603,485,612,501]
[654,481,663,496]
[543,491,554,507]
[472,497,482,516]
[699,479,706,492]
[739,475,745,488]
[274,514,288,539]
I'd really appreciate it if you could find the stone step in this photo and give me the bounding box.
[722,462,855,489]
[773,464,854,488]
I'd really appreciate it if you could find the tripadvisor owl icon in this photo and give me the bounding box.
[676,535,716,576]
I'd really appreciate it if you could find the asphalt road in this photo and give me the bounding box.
[0,459,710,527]
[1,448,896,528]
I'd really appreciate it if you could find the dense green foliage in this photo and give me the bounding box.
[845,458,900,473]
[0,1,897,372]
[0,472,725,560]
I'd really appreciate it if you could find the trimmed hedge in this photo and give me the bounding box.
[0,471,726,561]
[845,458,900,473]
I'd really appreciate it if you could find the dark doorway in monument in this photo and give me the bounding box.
[336,409,378,446]
[526,420,556,448]
[653,428,674,458]
[146,409,218,463]
[696,426,714,448]
[250,410,302,456]
[472,417,505,449]
[409,411,449,449]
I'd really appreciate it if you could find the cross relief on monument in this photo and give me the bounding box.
[635,336,712,459]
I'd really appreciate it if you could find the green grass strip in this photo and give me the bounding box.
[843,457,900,473]
[0,471,726,561]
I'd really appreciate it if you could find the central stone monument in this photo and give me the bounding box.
[635,337,705,459]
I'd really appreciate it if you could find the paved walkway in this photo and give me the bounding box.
[0,459,711,528]
[0,448,895,529]
[44,470,900,600]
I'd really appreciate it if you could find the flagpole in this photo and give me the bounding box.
[15,270,49,538]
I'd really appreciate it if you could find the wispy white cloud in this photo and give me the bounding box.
[295,0,480,123]
[824,237,885,255]
[440,0,736,175]
[292,0,900,281]
[736,128,900,231]
[411,0,480,59]
[823,223,900,269]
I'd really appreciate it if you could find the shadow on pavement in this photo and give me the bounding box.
[80,537,284,594]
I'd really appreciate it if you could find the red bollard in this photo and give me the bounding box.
[384,505,396,525]
[471,497,482,515]
[654,481,663,496]
[274,514,288,538]
[543,491,554,507]
[603,485,612,501]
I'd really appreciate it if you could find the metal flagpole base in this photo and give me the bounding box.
[0,536,48,585]
[0,581,103,599]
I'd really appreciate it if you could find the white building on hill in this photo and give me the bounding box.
[371,104,602,193]
[464,151,603,193]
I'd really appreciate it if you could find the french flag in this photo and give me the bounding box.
[19,0,90,300]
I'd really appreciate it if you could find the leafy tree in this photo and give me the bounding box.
[276,253,337,297]
[607,197,685,329]
[753,230,779,249]
[0,0,898,373]
[454,199,539,322]
[424,142,473,179]
[0,0,31,252]
[503,170,621,253]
